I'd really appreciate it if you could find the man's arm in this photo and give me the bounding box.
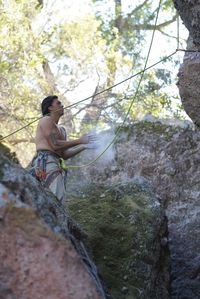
[40,117,88,151]
[61,145,86,160]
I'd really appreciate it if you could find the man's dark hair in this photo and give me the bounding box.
[41,95,58,116]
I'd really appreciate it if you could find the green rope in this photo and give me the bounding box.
[0,53,176,142]
[177,13,180,49]
[0,0,180,155]
[1,0,179,144]
[65,0,165,169]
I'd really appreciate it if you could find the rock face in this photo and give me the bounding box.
[0,143,106,299]
[0,141,170,299]
[4,119,200,298]
[173,0,200,127]
[69,182,169,299]
[173,0,200,47]
[0,185,101,299]
[69,120,200,299]
[170,2,200,295]
[176,47,200,127]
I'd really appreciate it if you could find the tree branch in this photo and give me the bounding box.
[42,60,60,94]
[130,14,178,31]
[8,138,35,145]
[158,29,180,40]
[127,0,149,18]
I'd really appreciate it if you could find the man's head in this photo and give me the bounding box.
[41,95,64,116]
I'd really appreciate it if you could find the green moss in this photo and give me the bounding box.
[68,182,162,299]
[0,142,19,180]
[0,142,19,163]
[115,122,182,144]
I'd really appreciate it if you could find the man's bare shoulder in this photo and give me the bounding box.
[39,116,54,128]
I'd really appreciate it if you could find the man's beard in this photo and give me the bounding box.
[59,108,64,116]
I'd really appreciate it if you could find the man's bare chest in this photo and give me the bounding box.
[54,125,66,140]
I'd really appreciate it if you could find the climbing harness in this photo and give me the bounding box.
[59,157,68,171]
[29,151,49,183]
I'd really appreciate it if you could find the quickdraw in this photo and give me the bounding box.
[35,168,47,180]
[32,151,48,182]
[59,158,68,171]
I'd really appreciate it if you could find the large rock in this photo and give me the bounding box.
[116,122,200,299]
[0,143,106,299]
[69,120,200,299]
[176,46,200,127]
[4,118,200,298]
[173,0,200,126]
[0,184,102,299]
[169,2,200,293]
[68,181,169,299]
[173,0,200,46]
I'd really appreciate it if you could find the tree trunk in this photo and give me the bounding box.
[42,61,74,131]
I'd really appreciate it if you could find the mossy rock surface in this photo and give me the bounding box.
[116,122,183,145]
[68,181,167,299]
[0,142,19,180]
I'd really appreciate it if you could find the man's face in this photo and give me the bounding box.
[51,99,64,116]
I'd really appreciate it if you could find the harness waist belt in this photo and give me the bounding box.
[36,149,61,159]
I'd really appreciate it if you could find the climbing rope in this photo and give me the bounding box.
[0,1,178,143]
[176,49,200,53]
[177,13,180,50]
[0,53,177,142]
[0,0,186,170]
[65,0,164,169]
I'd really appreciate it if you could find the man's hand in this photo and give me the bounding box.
[79,133,97,144]
[79,134,89,144]
[83,142,98,149]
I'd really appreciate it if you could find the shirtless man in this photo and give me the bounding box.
[30,95,92,202]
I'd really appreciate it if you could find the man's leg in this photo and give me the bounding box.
[44,156,67,202]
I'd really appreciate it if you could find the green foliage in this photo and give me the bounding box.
[50,15,105,83]
[0,0,185,165]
